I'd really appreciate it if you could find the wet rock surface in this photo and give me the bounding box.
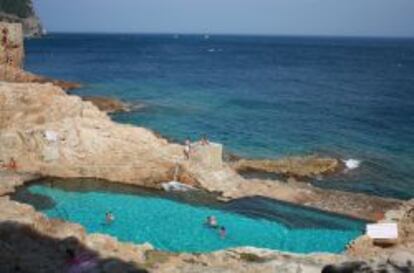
[0,66,81,90]
[82,96,131,113]
[231,156,341,179]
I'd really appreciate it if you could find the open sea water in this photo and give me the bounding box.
[24,34,414,199]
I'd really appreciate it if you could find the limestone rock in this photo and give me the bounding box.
[0,23,80,90]
[347,203,414,259]
[101,259,146,273]
[0,65,81,90]
[388,251,414,269]
[321,258,414,273]
[190,142,223,170]
[0,82,199,189]
[0,22,24,67]
[231,156,340,179]
[82,96,130,113]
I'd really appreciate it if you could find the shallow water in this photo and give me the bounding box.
[24,34,414,199]
[13,179,365,253]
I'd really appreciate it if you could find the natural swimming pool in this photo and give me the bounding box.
[12,178,366,253]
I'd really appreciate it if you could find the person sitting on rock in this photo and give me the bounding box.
[200,135,210,146]
[1,28,17,67]
[1,158,17,171]
[9,158,17,171]
[1,28,8,49]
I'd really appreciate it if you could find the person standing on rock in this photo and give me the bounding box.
[1,28,8,48]
[2,27,9,78]
[1,28,14,66]
[184,138,192,159]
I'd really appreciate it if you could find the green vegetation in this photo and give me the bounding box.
[0,0,33,18]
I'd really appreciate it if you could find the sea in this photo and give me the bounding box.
[24,34,414,200]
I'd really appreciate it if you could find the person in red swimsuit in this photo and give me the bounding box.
[1,158,17,171]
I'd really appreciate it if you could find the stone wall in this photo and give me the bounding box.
[191,142,223,170]
[0,22,24,68]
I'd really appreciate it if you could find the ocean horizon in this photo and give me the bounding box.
[40,31,414,40]
[24,33,414,200]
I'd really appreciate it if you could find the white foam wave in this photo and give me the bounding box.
[343,159,361,170]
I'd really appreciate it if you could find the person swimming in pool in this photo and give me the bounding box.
[205,216,218,228]
[219,226,227,239]
[105,211,115,224]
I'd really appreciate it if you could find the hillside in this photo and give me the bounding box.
[0,0,42,37]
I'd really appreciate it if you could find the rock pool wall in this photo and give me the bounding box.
[0,22,24,68]
[0,188,413,273]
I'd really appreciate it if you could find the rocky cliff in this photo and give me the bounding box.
[0,59,412,273]
[0,22,24,68]
[0,0,43,37]
[0,81,403,221]
[0,22,80,90]
[0,82,195,189]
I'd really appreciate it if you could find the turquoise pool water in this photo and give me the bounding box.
[14,181,365,253]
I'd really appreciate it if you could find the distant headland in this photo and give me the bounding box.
[0,0,43,37]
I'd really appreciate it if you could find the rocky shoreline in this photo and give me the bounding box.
[0,81,403,221]
[230,156,341,179]
[0,82,412,272]
[0,65,82,91]
[0,22,413,272]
